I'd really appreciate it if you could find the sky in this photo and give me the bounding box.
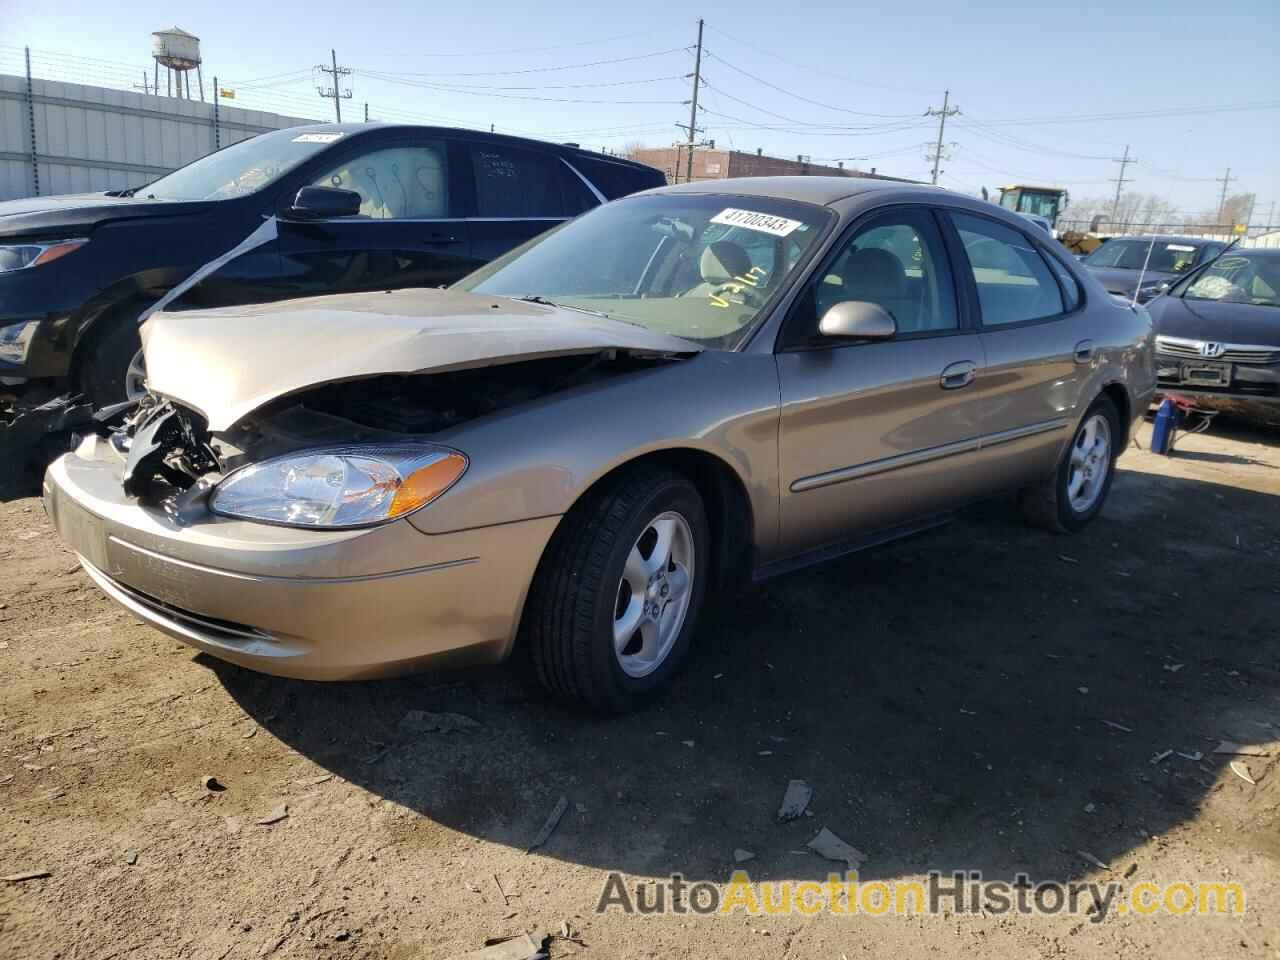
[3,0,1278,222]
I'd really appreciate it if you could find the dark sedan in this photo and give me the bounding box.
[1149,248,1280,415]
[1082,235,1228,303]
[0,124,663,409]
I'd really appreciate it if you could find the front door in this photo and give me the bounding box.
[276,138,475,298]
[775,207,989,557]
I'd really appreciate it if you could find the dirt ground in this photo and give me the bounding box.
[1,419,1277,959]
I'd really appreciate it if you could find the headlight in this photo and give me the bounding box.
[210,444,468,528]
[0,238,88,274]
[0,319,40,365]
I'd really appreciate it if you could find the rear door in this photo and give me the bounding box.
[774,206,989,556]
[275,135,475,297]
[941,209,1086,486]
[463,141,597,265]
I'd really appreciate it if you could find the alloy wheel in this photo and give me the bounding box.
[1067,413,1112,513]
[612,511,696,678]
[124,349,148,402]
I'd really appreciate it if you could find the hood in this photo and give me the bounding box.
[1084,265,1178,297]
[1149,295,1280,345]
[0,192,216,237]
[142,288,703,431]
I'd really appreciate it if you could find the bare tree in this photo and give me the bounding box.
[1220,192,1255,227]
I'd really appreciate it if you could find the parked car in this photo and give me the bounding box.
[43,177,1156,712]
[0,124,663,408]
[1081,234,1228,303]
[1149,248,1280,417]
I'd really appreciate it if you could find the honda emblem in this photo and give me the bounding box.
[1200,342,1225,358]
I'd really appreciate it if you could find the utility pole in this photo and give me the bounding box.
[1109,144,1135,224]
[212,75,221,149]
[924,90,960,186]
[1215,167,1236,225]
[1267,200,1277,230]
[316,49,352,123]
[682,18,705,185]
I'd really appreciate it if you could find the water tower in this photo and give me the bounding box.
[152,27,204,101]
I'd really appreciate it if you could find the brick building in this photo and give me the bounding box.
[627,146,917,185]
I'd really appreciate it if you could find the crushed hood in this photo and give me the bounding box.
[141,288,702,431]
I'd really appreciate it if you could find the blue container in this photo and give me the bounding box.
[1151,398,1177,455]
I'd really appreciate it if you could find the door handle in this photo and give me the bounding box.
[1074,339,1094,364]
[422,234,463,245]
[940,360,977,390]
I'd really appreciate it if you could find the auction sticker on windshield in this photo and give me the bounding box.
[710,208,804,238]
[292,133,345,144]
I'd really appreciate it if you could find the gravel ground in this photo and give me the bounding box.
[1,420,1277,959]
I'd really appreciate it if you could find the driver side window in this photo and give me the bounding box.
[311,142,450,220]
[807,210,957,339]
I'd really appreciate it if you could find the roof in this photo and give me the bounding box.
[999,184,1065,193]
[1106,234,1219,245]
[649,176,955,207]
[282,122,658,173]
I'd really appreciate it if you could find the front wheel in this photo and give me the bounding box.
[1020,395,1120,533]
[77,301,150,408]
[523,466,710,713]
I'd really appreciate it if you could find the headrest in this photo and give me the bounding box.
[700,241,753,284]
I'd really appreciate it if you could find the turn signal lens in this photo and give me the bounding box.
[31,239,89,267]
[389,452,469,518]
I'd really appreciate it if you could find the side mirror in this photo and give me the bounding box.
[289,185,362,220]
[818,300,896,340]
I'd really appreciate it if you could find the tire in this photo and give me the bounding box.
[76,301,149,409]
[1020,395,1121,533]
[523,465,710,713]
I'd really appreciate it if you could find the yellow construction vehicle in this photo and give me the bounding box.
[996,184,1069,227]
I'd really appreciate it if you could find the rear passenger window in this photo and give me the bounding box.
[952,213,1065,326]
[470,145,589,218]
[1043,252,1082,311]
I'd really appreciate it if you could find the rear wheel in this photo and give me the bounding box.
[1020,395,1120,533]
[524,465,709,713]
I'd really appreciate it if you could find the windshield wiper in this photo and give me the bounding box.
[511,295,645,326]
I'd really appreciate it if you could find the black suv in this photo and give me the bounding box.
[0,124,664,407]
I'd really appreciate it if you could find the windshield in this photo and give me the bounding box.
[1181,251,1280,308]
[456,194,832,348]
[136,128,345,201]
[1084,239,1201,273]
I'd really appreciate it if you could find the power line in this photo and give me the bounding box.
[371,29,665,59]
[701,50,919,119]
[356,72,687,105]
[359,72,687,92]
[353,47,689,79]
[700,24,935,96]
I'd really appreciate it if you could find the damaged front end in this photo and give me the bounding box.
[103,349,676,514]
[117,397,220,499]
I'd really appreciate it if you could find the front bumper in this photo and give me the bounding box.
[43,437,559,680]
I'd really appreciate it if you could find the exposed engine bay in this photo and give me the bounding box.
[112,350,671,502]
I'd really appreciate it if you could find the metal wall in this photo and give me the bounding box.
[0,74,314,201]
